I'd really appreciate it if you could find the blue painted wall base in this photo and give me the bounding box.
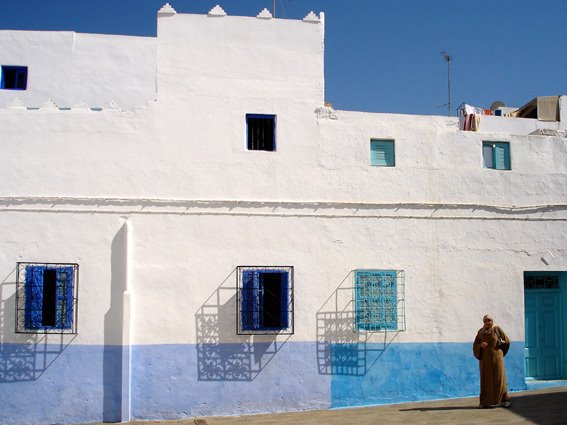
[0,341,526,425]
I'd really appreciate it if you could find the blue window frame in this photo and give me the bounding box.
[1,65,28,90]
[483,141,510,170]
[370,139,395,166]
[246,114,276,151]
[237,266,293,334]
[16,263,78,333]
[355,270,399,331]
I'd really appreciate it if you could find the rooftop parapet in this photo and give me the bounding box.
[458,95,567,135]
[156,4,325,105]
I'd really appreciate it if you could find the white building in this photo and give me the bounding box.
[1,4,566,425]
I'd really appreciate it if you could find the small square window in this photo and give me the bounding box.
[246,114,276,151]
[237,266,293,334]
[1,66,28,90]
[354,270,405,331]
[370,139,395,166]
[483,141,510,170]
[16,262,78,334]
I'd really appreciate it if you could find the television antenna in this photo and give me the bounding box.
[440,51,452,116]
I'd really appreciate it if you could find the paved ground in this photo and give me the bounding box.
[87,386,567,425]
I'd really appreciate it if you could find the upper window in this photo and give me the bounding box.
[1,66,28,90]
[370,139,395,166]
[483,141,510,170]
[354,269,405,332]
[237,266,293,335]
[16,262,78,334]
[246,114,276,151]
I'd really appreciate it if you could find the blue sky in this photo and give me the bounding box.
[1,0,565,116]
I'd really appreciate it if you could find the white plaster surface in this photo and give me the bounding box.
[0,31,156,108]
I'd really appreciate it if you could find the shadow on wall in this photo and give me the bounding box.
[0,266,75,382]
[316,271,399,376]
[195,268,290,381]
[102,222,128,422]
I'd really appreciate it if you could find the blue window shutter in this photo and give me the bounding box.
[493,143,510,170]
[24,265,74,330]
[25,265,44,329]
[241,270,260,330]
[57,267,74,329]
[279,271,289,329]
[370,140,395,166]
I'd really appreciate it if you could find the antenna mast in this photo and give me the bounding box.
[273,0,276,18]
[441,51,452,116]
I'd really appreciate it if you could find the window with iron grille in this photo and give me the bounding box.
[370,139,395,167]
[524,275,559,290]
[354,270,405,331]
[246,114,276,151]
[16,262,79,334]
[1,65,28,90]
[237,266,293,335]
[483,141,510,170]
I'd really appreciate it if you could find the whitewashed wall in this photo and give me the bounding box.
[0,31,156,108]
[0,6,566,425]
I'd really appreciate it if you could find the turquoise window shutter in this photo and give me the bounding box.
[493,142,510,170]
[370,140,395,166]
[483,141,510,170]
[355,270,398,331]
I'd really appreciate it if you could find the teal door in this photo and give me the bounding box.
[524,286,562,379]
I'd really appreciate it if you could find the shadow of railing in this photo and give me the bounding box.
[0,267,75,382]
[316,271,399,376]
[195,268,290,381]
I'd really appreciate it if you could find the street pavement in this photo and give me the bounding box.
[86,386,566,425]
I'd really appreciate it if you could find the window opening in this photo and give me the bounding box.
[483,141,510,170]
[524,275,559,290]
[370,139,395,166]
[354,270,405,332]
[16,262,79,334]
[246,114,276,151]
[1,65,28,90]
[237,266,293,335]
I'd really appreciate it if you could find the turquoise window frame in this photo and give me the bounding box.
[483,141,511,170]
[370,139,395,167]
[354,270,398,331]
